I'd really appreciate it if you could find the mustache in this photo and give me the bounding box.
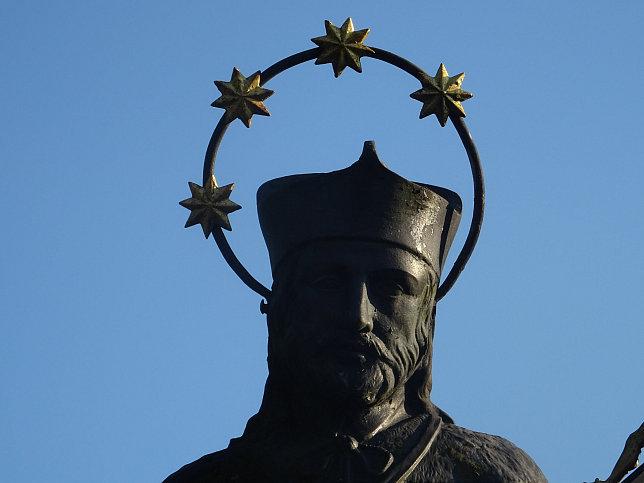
[325,332,421,379]
[320,333,398,366]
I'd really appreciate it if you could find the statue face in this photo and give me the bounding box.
[269,240,435,408]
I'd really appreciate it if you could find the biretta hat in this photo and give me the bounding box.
[257,141,462,277]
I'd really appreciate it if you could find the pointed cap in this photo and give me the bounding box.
[257,142,462,276]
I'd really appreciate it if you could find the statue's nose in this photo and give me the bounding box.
[347,281,374,333]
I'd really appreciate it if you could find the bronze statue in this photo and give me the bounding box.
[168,19,547,482]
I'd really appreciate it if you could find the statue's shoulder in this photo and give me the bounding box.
[411,422,548,482]
[162,449,225,483]
[163,447,263,483]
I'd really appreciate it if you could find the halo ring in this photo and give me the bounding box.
[199,46,484,304]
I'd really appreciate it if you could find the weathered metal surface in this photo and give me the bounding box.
[410,63,473,127]
[211,68,274,128]
[179,175,240,236]
[311,18,374,77]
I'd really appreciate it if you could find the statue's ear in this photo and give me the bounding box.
[260,298,270,315]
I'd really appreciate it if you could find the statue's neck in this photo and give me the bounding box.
[260,375,410,442]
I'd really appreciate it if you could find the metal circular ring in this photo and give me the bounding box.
[195,43,484,304]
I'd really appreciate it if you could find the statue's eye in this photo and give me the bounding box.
[370,270,419,298]
[371,278,405,297]
[306,271,345,291]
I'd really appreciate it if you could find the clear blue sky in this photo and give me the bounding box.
[1,1,642,482]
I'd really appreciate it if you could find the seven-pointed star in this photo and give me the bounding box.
[311,18,374,77]
[410,63,473,127]
[212,68,274,128]
[179,175,242,237]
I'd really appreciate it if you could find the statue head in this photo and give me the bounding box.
[267,239,437,411]
[257,142,462,412]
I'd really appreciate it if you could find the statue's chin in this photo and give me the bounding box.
[303,358,398,408]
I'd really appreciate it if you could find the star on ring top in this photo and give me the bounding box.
[179,175,242,237]
[410,63,473,127]
[311,18,374,77]
[212,68,274,128]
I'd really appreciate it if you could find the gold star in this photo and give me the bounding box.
[179,175,242,237]
[211,68,274,128]
[409,64,473,127]
[311,18,374,77]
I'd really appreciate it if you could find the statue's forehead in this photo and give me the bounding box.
[293,239,432,278]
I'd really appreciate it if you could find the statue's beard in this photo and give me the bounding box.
[320,332,420,407]
[269,322,423,409]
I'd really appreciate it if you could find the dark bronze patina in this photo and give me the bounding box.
[171,18,547,482]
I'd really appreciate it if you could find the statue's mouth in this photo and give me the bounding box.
[335,349,367,364]
[330,339,376,365]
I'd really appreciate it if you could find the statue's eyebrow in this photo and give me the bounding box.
[299,261,348,278]
[369,268,422,295]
